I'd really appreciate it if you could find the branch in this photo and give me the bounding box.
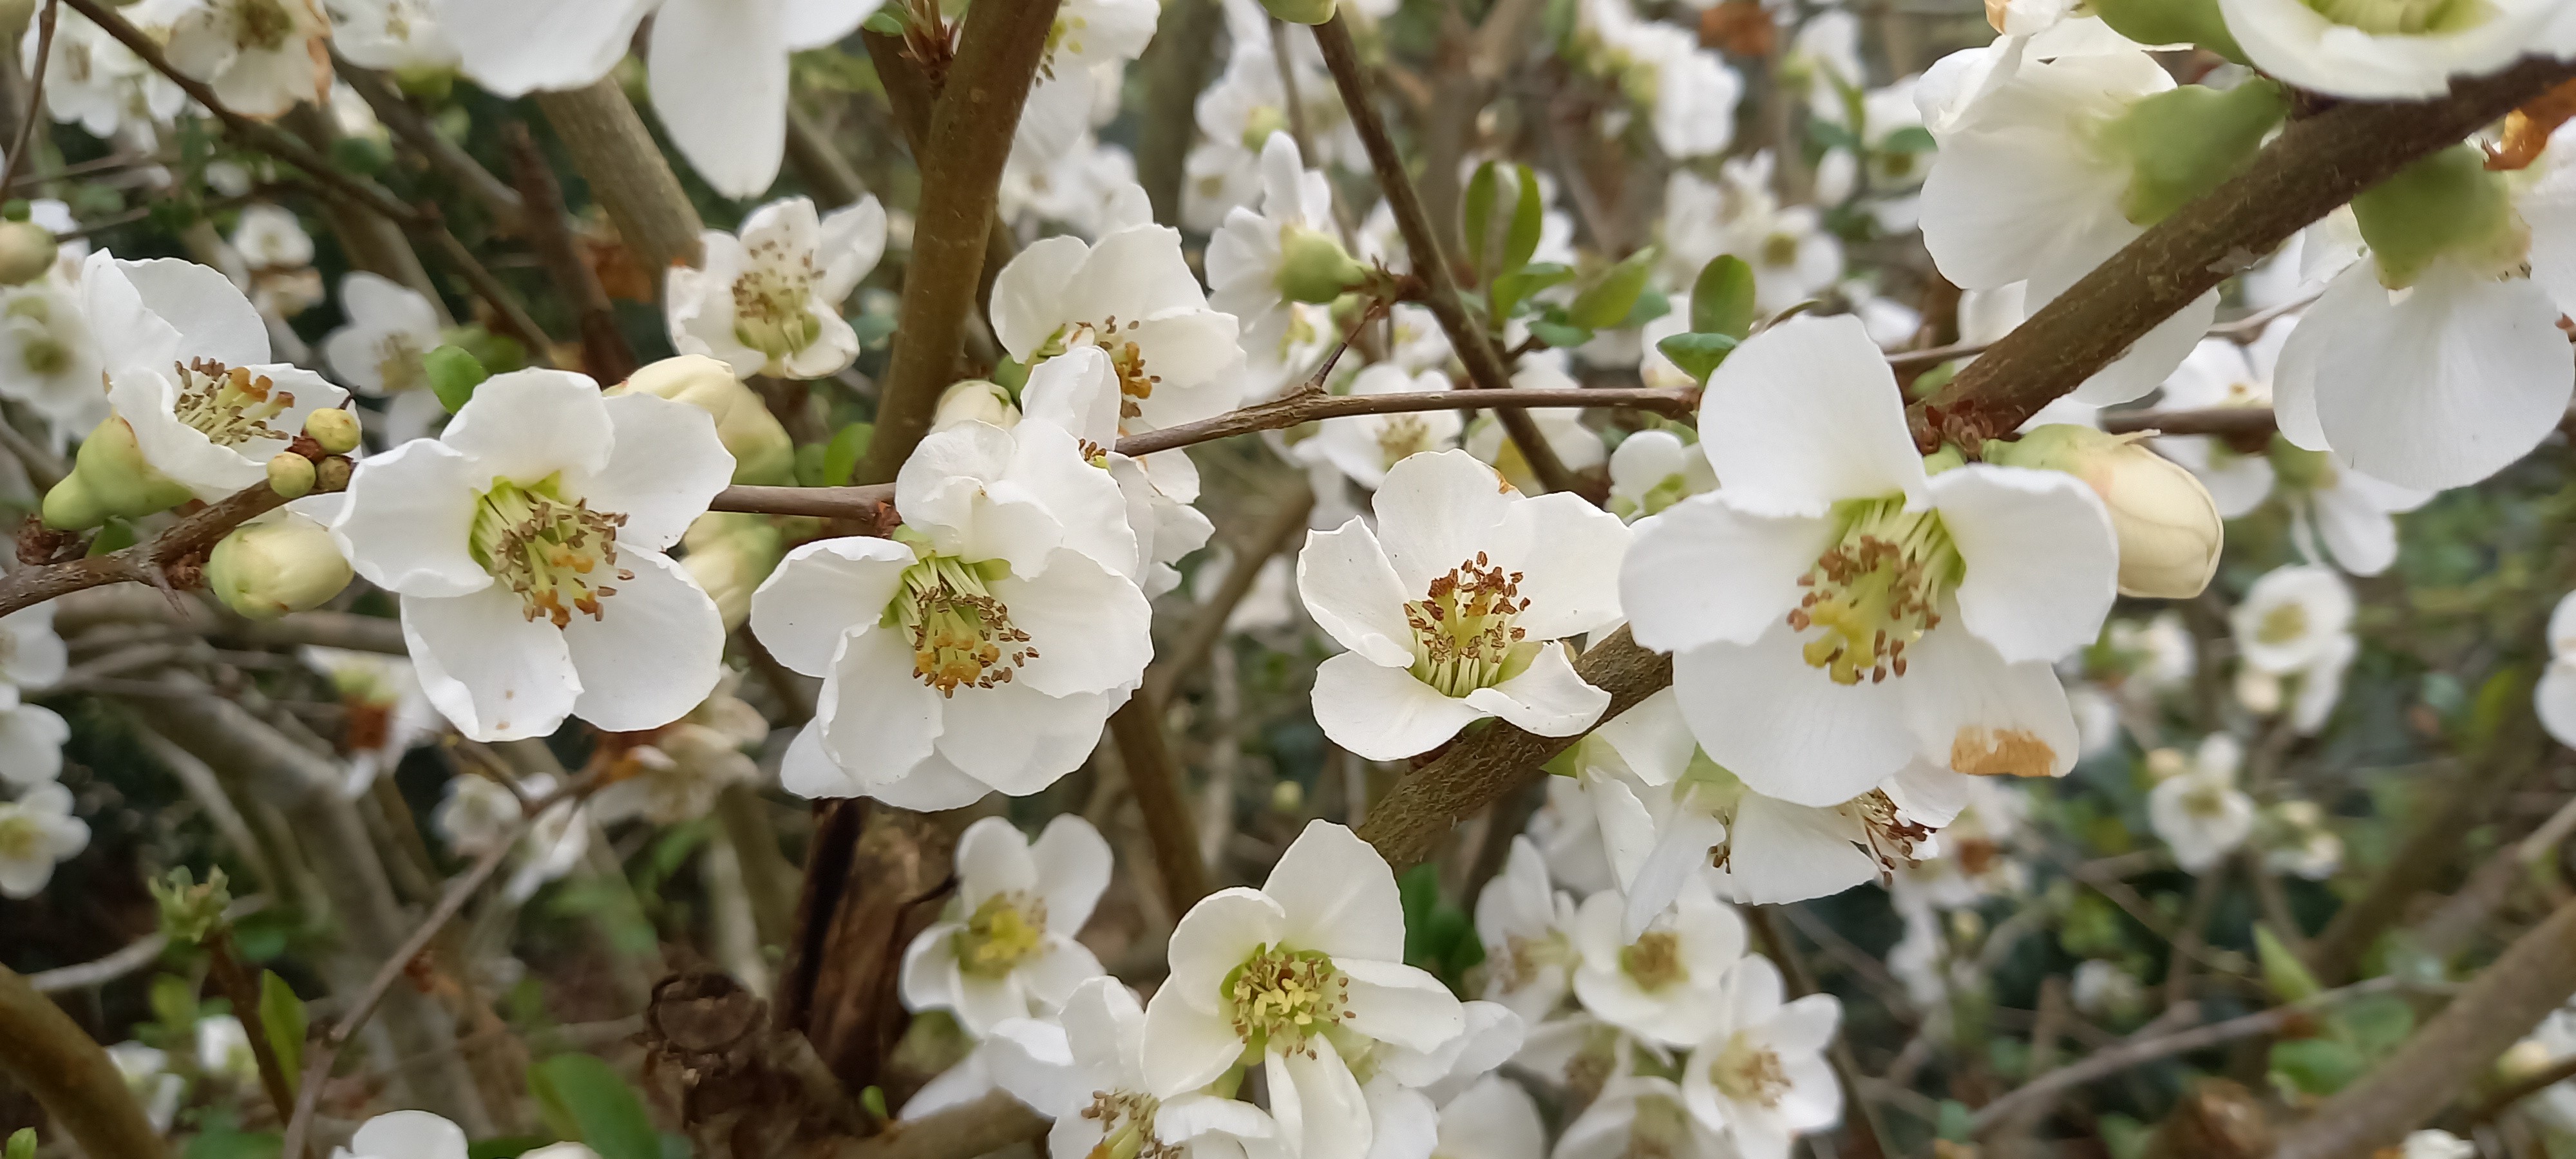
[1309,14,1584,497]
[2272,896,2576,1158]
[0,964,169,1159]
[505,122,637,381]
[533,78,705,278]
[1133,0,1224,225]
[0,479,289,619]
[1144,481,1316,704]
[1917,56,2576,446]
[28,896,270,993]
[332,53,527,232]
[1107,693,1213,912]
[811,1091,1050,1159]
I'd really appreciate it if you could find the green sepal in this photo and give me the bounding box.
[1655,332,1739,382]
[2091,0,2246,62]
[2353,144,2523,289]
[2101,79,2287,227]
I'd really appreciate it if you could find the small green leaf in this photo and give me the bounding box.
[1568,247,1658,330]
[822,422,873,488]
[1501,165,1544,276]
[1490,262,1573,320]
[468,1137,559,1159]
[7,1127,37,1159]
[1654,332,1739,383]
[2269,1037,2366,1096]
[1526,319,1593,350]
[860,1086,890,1123]
[1807,118,1862,154]
[1689,255,1757,339]
[1617,288,1671,331]
[860,7,904,33]
[531,1054,661,1159]
[2255,924,2321,1003]
[2334,993,2415,1057]
[257,972,307,1091]
[1879,126,1938,155]
[425,345,490,415]
[149,974,200,1040]
[1462,161,1499,279]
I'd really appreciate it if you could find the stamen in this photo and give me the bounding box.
[1785,499,1959,686]
[1222,945,1350,1057]
[730,239,825,359]
[1405,554,1533,697]
[468,476,631,628]
[891,553,1035,697]
[171,359,297,449]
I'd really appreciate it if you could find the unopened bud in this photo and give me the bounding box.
[148,866,231,945]
[205,514,353,620]
[1262,0,1335,24]
[303,408,361,454]
[2143,746,2188,782]
[680,513,786,632]
[611,355,796,485]
[932,379,1019,433]
[1276,225,1370,305]
[267,452,316,498]
[2235,666,2282,716]
[1987,424,2221,599]
[43,418,194,529]
[314,456,353,493]
[0,220,55,285]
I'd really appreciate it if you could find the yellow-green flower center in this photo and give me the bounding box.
[469,475,631,628]
[730,245,824,361]
[171,359,297,449]
[1710,1032,1792,1108]
[1619,930,1688,992]
[1406,551,1535,697]
[0,810,41,862]
[1789,499,1961,686]
[954,892,1049,978]
[1222,944,1349,1053]
[885,547,1035,697]
[373,334,427,395]
[2256,602,2309,646]
[1374,415,1438,473]
[1037,321,1159,420]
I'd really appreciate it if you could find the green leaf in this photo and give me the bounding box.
[1617,288,1671,331]
[329,136,393,176]
[1568,247,1658,330]
[7,1127,36,1159]
[1689,255,1757,339]
[860,7,904,33]
[2255,924,2321,1003]
[823,422,873,488]
[1462,161,1499,279]
[1806,118,1862,154]
[468,1137,559,1159]
[425,345,490,414]
[1880,125,1938,155]
[2269,1037,2365,1096]
[149,974,200,1039]
[1490,262,1573,320]
[2335,993,2416,1057]
[1501,165,1544,276]
[257,972,307,1091]
[531,1054,661,1159]
[1526,319,1593,350]
[1654,332,1739,383]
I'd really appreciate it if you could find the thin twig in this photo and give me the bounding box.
[330,55,526,231]
[0,0,61,198]
[1107,693,1211,913]
[28,896,270,993]
[1145,482,1317,704]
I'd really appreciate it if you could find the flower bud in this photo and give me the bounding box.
[303,408,361,454]
[314,456,353,493]
[2099,79,2286,227]
[2143,746,2188,782]
[0,220,56,286]
[1262,0,1335,24]
[2235,666,2282,715]
[932,379,1019,433]
[611,355,796,485]
[267,453,316,498]
[680,513,786,632]
[205,514,354,620]
[43,418,194,530]
[1276,224,1370,305]
[1987,424,2222,599]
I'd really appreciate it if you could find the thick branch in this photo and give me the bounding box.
[1309,14,1583,497]
[1107,693,1213,912]
[0,480,287,619]
[535,78,705,279]
[0,965,169,1159]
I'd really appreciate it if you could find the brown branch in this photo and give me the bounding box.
[1748,905,1889,1159]
[505,122,636,381]
[332,55,527,232]
[0,963,169,1159]
[2098,408,2280,437]
[204,929,309,1156]
[1132,0,1224,225]
[1116,385,1696,457]
[1309,14,1584,498]
[1107,693,1213,912]
[533,78,705,279]
[809,1091,1050,1159]
[1144,482,1316,704]
[0,480,288,619]
[1917,55,2576,447]
[0,0,59,198]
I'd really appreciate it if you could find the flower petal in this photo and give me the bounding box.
[443,369,614,487]
[1372,448,1517,594]
[1929,464,2117,663]
[1671,625,1915,807]
[1900,625,2077,781]
[1265,820,1405,963]
[992,236,1094,359]
[1463,643,1611,737]
[1296,519,1417,668]
[1495,493,1630,641]
[1032,815,1113,936]
[2310,263,2574,491]
[1621,495,1834,654]
[1696,314,1927,514]
[401,586,578,742]
[749,536,915,677]
[956,816,1039,907]
[1338,957,1465,1051]
[1311,650,1490,761]
[994,549,1153,698]
[576,392,736,551]
[815,627,943,787]
[648,0,787,198]
[335,438,491,598]
[562,552,724,733]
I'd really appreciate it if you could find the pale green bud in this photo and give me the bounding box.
[1262,0,1335,24]
[0,221,55,286]
[932,379,1020,433]
[610,355,797,485]
[303,407,361,455]
[148,866,231,946]
[2353,144,2526,289]
[2090,0,2244,62]
[205,516,354,620]
[2100,79,2287,227]
[267,453,316,498]
[43,418,194,530]
[681,513,787,632]
[1276,225,1370,305]
[1985,424,2221,599]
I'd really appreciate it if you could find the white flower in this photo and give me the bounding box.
[195,1013,259,1084]
[82,252,349,500]
[993,225,1247,442]
[1570,881,1745,1047]
[1553,1077,1732,1159]
[1622,315,2117,807]
[900,815,1111,1034]
[0,782,87,898]
[331,1110,473,1159]
[1677,957,1839,1159]
[1001,135,1152,242]
[2398,1130,2476,1159]
[107,1042,184,1133]
[431,772,591,901]
[989,977,1290,1159]
[301,645,441,796]
[1209,133,1350,362]
[2069,959,2143,1021]
[232,204,314,270]
[433,0,880,198]
[325,0,457,70]
[592,677,766,824]
[1308,365,1462,491]
[1575,0,1740,160]
[2231,564,2354,676]
[2218,0,2558,100]
[1017,345,1215,596]
[1141,821,1465,1159]
[1662,160,1843,318]
[1473,836,1582,1022]
[332,370,733,741]
[752,419,1150,806]
[667,195,887,381]
[1464,359,1608,493]
[166,0,330,118]
[2262,799,2343,881]
[2151,328,2289,520]
[1607,429,1714,522]
[1529,773,1620,895]
[0,281,108,441]
[2147,735,2255,872]
[2538,590,2576,749]
[32,5,189,138]
[1298,448,1629,760]
[322,272,449,447]
[1432,1075,1544,1159]
[2105,611,2197,698]
[1009,0,1159,165]
[0,602,67,693]
[1894,777,2029,910]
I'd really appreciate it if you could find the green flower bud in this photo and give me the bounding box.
[315,456,354,494]
[267,452,316,498]
[1276,225,1370,305]
[681,513,787,632]
[205,515,354,621]
[1262,0,1335,26]
[2353,144,2525,289]
[0,221,56,286]
[610,355,797,485]
[148,866,231,946]
[42,418,194,530]
[1985,424,2221,599]
[303,407,361,454]
[2101,79,2287,227]
[2090,0,2245,62]
[933,379,1020,433]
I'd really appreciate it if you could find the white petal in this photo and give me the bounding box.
[562,552,724,733]
[1929,464,2117,663]
[2308,487,2398,577]
[1372,448,1516,594]
[0,705,67,786]
[1719,794,1877,905]
[402,587,578,742]
[1464,644,1611,737]
[1141,988,1255,1098]
[1495,493,1631,641]
[2539,661,2576,749]
[334,439,491,598]
[1166,887,1291,1003]
[118,256,269,368]
[1671,627,1914,807]
[443,369,614,487]
[437,0,649,94]
[994,550,1153,698]
[1296,520,1417,668]
[348,1110,469,1159]
[931,684,1112,794]
[956,815,1040,905]
[748,536,915,677]
[1696,315,1927,514]
[576,392,736,550]
[647,0,786,198]
[2069,290,2219,406]
[992,236,1094,359]
[815,627,943,787]
[1032,815,1114,936]
[1620,495,1833,654]
[2310,263,2574,492]
[1900,625,2077,780]
[1276,1037,1372,1159]
[1264,820,1405,963]
[1337,957,1465,1051]
[1311,651,1490,761]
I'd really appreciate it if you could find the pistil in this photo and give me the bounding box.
[1788,500,1960,686]
[171,359,297,449]
[1405,551,1533,696]
[889,552,1036,697]
[469,476,632,628]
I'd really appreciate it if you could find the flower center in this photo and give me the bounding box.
[1788,500,1960,686]
[0,811,38,861]
[2184,780,2236,818]
[886,549,1036,697]
[1405,552,1534,697]
[1760,232,1801,269]
[468,476,632,628]
[1499,930,1578,992]
[373,334,426,395]
[2256,603,2309,646]
[730,249,824,360]
[1619,930,1688,992]
[171,359,297,449]
[2304,0,2489,35]
[1080,1089,1177,1159]
[954,892,1049,978]
[1623,1093,1694,1159]
[1846,789,1935,880]
[1374,415,1437,471]
[227,0,298,49]
[1711,1033,1793,1108]
[1041,319,1158,420]
[1222,944,1349,1053]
